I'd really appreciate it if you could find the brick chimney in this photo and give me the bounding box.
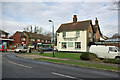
[73,15,77,23]
[95,18,98,25]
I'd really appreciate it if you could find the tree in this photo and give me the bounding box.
[23,25,43,34]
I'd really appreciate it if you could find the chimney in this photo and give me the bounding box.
[73,15,77,23]
[95,18,98,25]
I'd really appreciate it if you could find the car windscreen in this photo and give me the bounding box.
[115,47,120,51]
[18,47,23,49]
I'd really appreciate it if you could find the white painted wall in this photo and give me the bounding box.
[57,30,88,52]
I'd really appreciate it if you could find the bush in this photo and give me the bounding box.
[80,52,97,61]
[40,49,44,54]
[103,59,120,64]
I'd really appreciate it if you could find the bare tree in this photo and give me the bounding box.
[23,25,43,34]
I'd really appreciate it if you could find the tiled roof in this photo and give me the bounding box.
[0,30,9,34]
[56,20,92,32]
[24,31,51,40]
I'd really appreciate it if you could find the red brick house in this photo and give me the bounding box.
[10,31,51,48]
[0,30,14,50]
[9,31,27,47]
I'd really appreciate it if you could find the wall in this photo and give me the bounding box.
[57,30,87,52]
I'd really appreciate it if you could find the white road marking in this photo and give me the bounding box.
[52,72,78,79]
[8,61,32,69]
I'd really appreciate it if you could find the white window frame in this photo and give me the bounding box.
[62,42,67,49]
[76,31,80,37]
[75,42,81,49]
[1,34,6,37]
[31,39,35,41]
[21,38,25,41]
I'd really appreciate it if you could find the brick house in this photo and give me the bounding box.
[0,30,14,50]
[56,15,107,52]
[10,31,51,48]
[9,31,27,47]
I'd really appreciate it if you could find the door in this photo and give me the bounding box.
[108,47,118,59]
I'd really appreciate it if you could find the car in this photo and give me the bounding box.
[14,46,28,53]
[89,45,120,59]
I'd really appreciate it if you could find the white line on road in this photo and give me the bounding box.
[8,61,32,69]
[52,72,79,79]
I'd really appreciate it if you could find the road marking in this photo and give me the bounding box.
[52,72,78,79]
[8,61,32,69]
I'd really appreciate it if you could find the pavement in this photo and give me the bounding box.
[2,52,120,80]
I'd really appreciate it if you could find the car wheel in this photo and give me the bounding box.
[19,50,22,53]
[115,57,120,60]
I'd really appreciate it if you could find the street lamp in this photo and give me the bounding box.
[49,20,55,57]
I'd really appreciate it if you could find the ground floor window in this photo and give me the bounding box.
[75,42,81,49]
[62,42,67,49]
[68,42,73,47]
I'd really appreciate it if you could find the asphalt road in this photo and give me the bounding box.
[1,52,120,80]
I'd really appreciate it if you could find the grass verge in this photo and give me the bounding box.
[34,58,119,71]
[23,52,82,60]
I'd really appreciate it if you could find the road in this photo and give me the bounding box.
[1,52,120,80]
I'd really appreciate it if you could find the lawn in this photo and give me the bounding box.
[24,52,82,60]
[35,58,119,71]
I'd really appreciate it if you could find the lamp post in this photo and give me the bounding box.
[49,20,55,57]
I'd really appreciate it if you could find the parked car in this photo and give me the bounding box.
[89,45,120,59]
[14,46,28,53]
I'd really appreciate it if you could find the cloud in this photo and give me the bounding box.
[2,2,118,37]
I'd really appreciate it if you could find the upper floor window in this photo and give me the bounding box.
[21,38,25,41]
[76,31,80,37]
[1,34,6,37]
[46,40,47,43]
[31,39,35,41]
[89,32,91,38]
[63,32,66,38]
[37,39,40,42]
[93,33,96,38]
[42,40,44,42]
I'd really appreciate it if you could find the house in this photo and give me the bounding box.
[9,31,27,47]
[56,15,106,52]
[0,30,14,50]
[95,33,120,48]
[10,31,51,49]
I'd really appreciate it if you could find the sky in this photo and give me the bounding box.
[0,1,118,37]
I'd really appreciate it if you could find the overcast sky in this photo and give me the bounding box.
[1,1,118,37]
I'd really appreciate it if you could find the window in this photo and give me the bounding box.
[1,34,6,37]
[109,47,117,52]
[31,39,35,41]
[76,31,80,37]
[63,32,66,38]
[21,38,25,41]
[62,42,67,49]
[93,33,96,38]
[42,40,44,42]
[89,32,91,38]
[75,42,81,49]
[37,39,40,42]
[68,42,73,47]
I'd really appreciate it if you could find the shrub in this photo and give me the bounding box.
[103,59,120,64]
[40,49,44,54]
[80,52,97,61]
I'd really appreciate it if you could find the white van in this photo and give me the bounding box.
[89,45,120,59]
